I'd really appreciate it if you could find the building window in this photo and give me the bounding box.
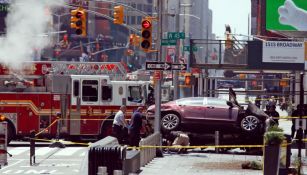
[137,3,142,11]
[82,80,98,102]
[137,16,142,25]
[131,16,136,25]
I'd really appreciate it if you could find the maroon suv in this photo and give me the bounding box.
[147,97,269,134]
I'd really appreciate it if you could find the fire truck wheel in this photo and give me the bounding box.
[100,121,113,139]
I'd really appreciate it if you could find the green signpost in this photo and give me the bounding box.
[167,32,185,40]
[183,46,198,52]
[161,39,177,46]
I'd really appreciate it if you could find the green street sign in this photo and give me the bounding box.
[183,46,198,52]
[161,39,177,46]
[167,32,185,40]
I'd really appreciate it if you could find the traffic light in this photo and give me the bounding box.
[70,7,87,36]
[141,18,152,52]
[184,75,196,86]
[113,5,124,24]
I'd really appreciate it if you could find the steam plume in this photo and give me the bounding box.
[0,0,64,69]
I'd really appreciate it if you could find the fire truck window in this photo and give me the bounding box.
[101,85,112,101]
[82,80,98,102]
[73,80,79,97]
[128,86,143,103]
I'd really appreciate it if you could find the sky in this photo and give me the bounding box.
[209,0,251,39]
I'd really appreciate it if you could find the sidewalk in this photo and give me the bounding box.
[140,151,262,175]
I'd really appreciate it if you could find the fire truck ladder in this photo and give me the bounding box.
[49,62,127,80]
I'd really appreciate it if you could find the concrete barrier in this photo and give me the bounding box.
[139,132,161,167]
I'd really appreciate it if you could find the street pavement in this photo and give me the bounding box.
[140,151,263,175]
[2,107,307,175]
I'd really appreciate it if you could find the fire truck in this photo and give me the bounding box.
[0,61,152,143]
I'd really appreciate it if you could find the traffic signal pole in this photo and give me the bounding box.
[154,0,163,135]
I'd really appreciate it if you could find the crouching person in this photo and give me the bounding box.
[165,131,190,154]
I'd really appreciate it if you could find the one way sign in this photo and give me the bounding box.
[172,63,187,70]
[146,62,172,70]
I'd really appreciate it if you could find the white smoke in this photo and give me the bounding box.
[0,0,64,69]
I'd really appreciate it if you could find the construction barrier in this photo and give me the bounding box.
[0,122,7,168]
[139,132,161,167]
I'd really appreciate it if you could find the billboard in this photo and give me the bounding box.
[263,41,304,63]
[266,0,307,31]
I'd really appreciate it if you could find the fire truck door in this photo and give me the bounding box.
[70,97,81,135]
[70,79,81,135]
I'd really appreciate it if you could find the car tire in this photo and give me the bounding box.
[161,113,180,131]
[240,115,260,133]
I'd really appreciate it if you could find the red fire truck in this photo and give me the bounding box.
[0,61,152,143]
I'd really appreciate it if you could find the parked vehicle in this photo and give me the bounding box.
[147,89,269,135]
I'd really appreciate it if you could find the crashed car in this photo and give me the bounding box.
[146,88,270,135]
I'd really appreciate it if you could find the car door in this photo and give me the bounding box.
[177,97,205,123]
[205,98,238,122]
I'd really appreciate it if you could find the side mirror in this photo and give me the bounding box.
[227,101,233,108]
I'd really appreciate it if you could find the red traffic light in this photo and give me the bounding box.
[76,11,83,18]
[142,20,151,29]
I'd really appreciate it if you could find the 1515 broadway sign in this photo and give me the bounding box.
[262,41,304,63]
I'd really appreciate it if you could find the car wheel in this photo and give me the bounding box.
[240,115,260,133]
[161,113,180,131]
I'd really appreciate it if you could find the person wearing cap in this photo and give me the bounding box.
[129,107,143,147]
[112,105,128,144]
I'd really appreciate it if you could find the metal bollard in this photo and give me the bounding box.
[30,131,36,166]
[97,166,107,175]
[215,131,219,153]
[113,169,123,175]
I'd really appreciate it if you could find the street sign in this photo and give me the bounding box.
[161,39,177,46]
[146,62,172,70]
[172,63,187,70]
[167,32,185,40]
[183,46,198,52]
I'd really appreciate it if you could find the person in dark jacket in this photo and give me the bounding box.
[129,107,143,147]
[265,104,280,125]
[291,104,305,139]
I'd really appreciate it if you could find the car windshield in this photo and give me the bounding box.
[176,97,204,106]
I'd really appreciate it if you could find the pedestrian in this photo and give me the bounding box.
[129,107,143,147]
[165,131,190,154]
[265,104,280,125]
[291,104,305,139]
[255,95,261,108]
[112,105,128,144]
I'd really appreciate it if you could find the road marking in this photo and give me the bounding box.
[0,159,24,170]
[79,152,86,157]
[1,169,64,174]
[53,147,84,156]
[8,147,29,156]
[32,147,58,156]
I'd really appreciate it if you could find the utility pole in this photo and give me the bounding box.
[173,0,181,100]
[154,0,163,135]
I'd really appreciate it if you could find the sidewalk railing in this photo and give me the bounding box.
[139,132,160,167]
